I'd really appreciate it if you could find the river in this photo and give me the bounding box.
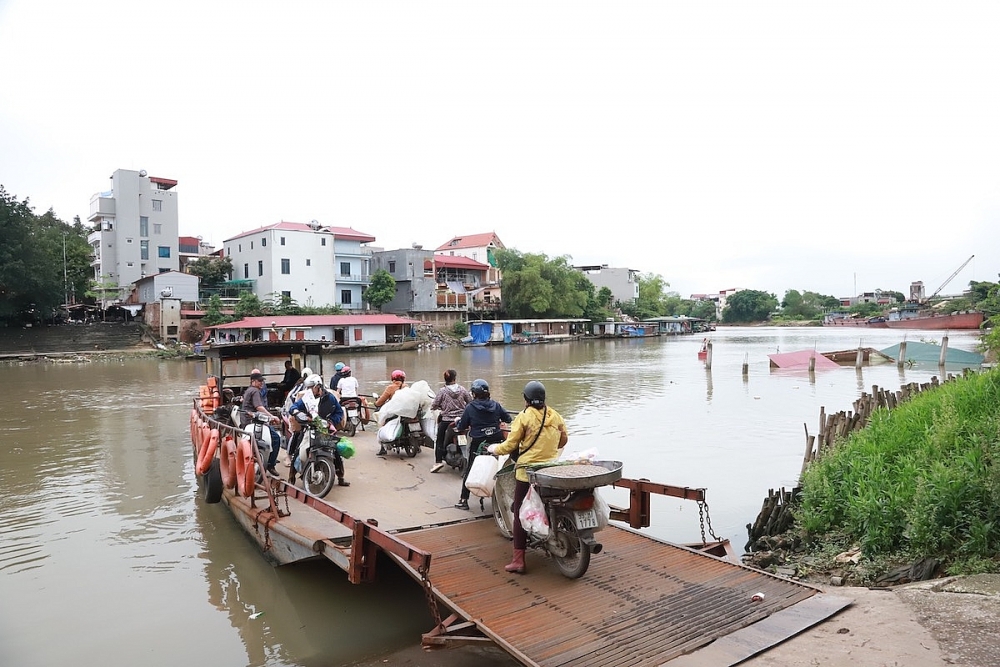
[0,327,984,666]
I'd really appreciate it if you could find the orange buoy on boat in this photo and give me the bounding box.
[196,428,219,476]
[219,435,237,489]
[235,436,256,497]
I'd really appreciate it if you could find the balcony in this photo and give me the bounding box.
[336,274,369,285]
[88,196,115,221]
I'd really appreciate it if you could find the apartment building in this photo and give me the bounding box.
[87,169,179,307]
[575,264,640,305]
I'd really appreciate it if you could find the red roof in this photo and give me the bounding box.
[179,235,200,245]
[210,315,421,329]
[149,176,177,189]
[435,232,504,252]
[425,255,490,270]
[225,222,375,243]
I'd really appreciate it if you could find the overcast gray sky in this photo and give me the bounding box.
[2,1,998,300]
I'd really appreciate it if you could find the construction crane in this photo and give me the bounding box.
[925,255,974,303]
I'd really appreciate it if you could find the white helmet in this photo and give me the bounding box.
[301,367,313,378]
[304,375,323,388]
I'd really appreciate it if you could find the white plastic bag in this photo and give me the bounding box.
[519,487,549,538]
[377,418,402,443]
[593,488,610,532]
[464,454,499,497]
[421,412,438,442]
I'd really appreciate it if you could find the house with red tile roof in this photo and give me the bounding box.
[434,232,505,287]
[206,314,421,347]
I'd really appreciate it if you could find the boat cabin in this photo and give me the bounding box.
[203,340,326,407]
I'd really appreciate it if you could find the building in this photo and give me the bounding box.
[574,265,640,305]
[178,236,217,273]
[88,169,179,307]
[206,314,421,348]
[435,232,505,287]
[124,271,201,344]
[223,221,375,310]
[371,247,493,327]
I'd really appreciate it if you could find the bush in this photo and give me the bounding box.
[452,320,468,337]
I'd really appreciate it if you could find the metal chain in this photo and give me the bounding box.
[697,499,720,543]
[419,566,443,630]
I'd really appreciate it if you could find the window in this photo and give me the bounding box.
[280,237,285,246]
[388,260,396,273]
[243,264,249,279]
[306,258,311,266]
[250,242,253,249]
[140,241,149,260]
[139,216,148,236]
[261,237,266,247]
[281,258,290,274]
[341,289,352,305]
[258,260,263,277]
[238,244,242,252]
[153,223,162,235]
[281,291,291,300]
[126,262,133,267]
[158,246,171,258]
[340,262,351,276]
[227,247,231,255]
[321,238,326,246]
[152,199,162,211]
[354,328,363,341]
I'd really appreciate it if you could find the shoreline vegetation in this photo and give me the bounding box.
[745,366,1000,585]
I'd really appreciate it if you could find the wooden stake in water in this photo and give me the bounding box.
[939,335,949,367]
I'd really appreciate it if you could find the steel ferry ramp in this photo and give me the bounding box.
[393,519,850,667]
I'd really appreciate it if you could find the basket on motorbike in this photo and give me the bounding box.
[314,431,340,450]
[526,460,623,490]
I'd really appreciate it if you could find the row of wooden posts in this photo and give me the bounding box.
[701,336,953,371]
[745,368,973,552]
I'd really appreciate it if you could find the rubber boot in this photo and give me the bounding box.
[504,549,526,574]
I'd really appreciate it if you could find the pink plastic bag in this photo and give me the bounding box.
[519,487,549,538]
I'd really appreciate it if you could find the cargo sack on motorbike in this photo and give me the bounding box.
[593,488,610,532]
[377,418,403,443]
[465,454,499,497]
[421,412,438,441]
[520,487,549,538]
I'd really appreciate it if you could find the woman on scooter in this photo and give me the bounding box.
[288,376,350,487]
[430,369,473,473]
[453,379,512,510]
[487,380,568,574]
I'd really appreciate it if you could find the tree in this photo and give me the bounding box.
[620,273,671,320]
[495,249,588,318]
[201,295,231,326]
[780,290,840,320]
[187,255,233,287]
[364,269,396,312]
[234,291,264,319]
[721,290,778,323]
[691,300,717,321]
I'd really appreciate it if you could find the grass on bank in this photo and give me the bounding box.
[797,367,1000,577]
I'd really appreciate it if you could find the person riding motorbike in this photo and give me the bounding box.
[453,379,512,510]
[374,369,407,409]
[241,371,281,476]
[430,369,472,473]
[287,376,350,487]
[487,380,568,574]
[329,361,347,392]
[337,365,360,399]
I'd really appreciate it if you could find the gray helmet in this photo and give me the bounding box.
[471,378,490,398]
[523,381,546,407]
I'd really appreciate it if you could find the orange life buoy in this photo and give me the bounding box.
[235,436,256,497]
[219,435,237,489]
[190,409,198,447]
[198,423,211,461]
[196,428,219,476]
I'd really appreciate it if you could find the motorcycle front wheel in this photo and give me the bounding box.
[492,486,513,539]
[302,455,336,498]
[553,509,591,579]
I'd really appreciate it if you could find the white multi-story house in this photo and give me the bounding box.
[574,265,640,305]
[223,221,375,310]
[88,169,179,307]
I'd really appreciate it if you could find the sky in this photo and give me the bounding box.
[2,1,999,300]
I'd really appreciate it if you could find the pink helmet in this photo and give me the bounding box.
[391,369,405,381]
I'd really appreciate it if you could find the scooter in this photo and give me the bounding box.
[491,457,622,579]
[339,396,367,437]
[441,425,469,471]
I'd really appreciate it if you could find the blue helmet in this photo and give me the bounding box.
[334,362,345,372]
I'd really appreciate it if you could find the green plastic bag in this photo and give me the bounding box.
[337,437,355,459]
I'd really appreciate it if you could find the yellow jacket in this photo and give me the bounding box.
[493,406,568,482]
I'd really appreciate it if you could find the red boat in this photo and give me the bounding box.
[883,310,984,330]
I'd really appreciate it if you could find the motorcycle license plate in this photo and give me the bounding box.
[574,509,599,530]
[347,409,359,418]
[406,422,421,432]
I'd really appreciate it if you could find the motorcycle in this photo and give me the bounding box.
[491,457,622,579]
[339,396,367,437]
[291,413,347,498]
[441,424,468,471]
[377,414,429,457]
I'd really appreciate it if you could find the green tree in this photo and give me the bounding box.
[201,295,231,326]
[721,289,778,323]
[596,286,613,309]
[620,273,671,320]
[234,291,264,319]
[691,300,717,321]
[364,269,396,311]
[495,249,588,318]
[187,255,233,287]
[780,290,840,320]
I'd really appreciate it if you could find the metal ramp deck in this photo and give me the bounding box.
[394,519,850,666]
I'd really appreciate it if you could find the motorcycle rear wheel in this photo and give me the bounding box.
[345,419,357,437]
[492,486,513,539]
[302,455,336,498]
[553,509,591,579]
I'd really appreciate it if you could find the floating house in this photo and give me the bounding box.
[643,316,710,335]
[207,314,422,349]
[591,321,660,338]
[464,318,590,345]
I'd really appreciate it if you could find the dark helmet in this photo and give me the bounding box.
[391,369,406,382]
[471,378,490,398]
[341,365,351,376]
[523,381,546,407]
